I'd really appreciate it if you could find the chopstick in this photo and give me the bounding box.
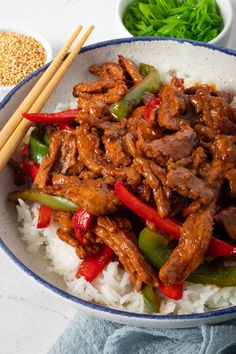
[0,25,94,173]
[0,24,83,151]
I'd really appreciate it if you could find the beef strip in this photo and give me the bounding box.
[166,166,214,204]
[89,64,102,76]
[76,83,128,106]
[194,123,216,140]
[225,169,236,195]
[43,179,121,215]
[215,207,236,240]
[57,228,79,248]
[207,135,236,183]
[59,132,77,174]
[34,130,77,189]
[158,76,187,131]
[136,118,164,157]
[102,133,131,167]
[34,131,62,188]
[54,211,74,233]
[127,106,145,135]
[190,86,236,135]
[118,55,142,85]
[94,216,159,291]
[57,228,101,259]
[99,62,126,82]
[125,133,137,158]
[52,174,80,185]
[75,114,127,136]
[134,157,170,217]
[159,206,214,284]
[143,122,197,166]
[76,124,141,186]
[73,80,116,96]
[192,146,207,172]
[75,231,102,259]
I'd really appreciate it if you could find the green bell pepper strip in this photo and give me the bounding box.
[29,128,49,164]
[7,189,78,212]
[110,67,161,120]
[139,227,236,287]
[139,63,156,77]
[142,285,160,312]
[43,131,51,145]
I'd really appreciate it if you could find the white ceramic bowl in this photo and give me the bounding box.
[118,0,233,47]
[1,37,236,328]
[0,26,53,99]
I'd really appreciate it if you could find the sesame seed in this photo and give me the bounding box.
[0,32,46,86]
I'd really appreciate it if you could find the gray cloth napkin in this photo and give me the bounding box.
[49,312,236,354]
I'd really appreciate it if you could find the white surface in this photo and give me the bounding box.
[1,0,236,353]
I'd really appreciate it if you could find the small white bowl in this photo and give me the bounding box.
[0,26,53,100]
[117,0,233,47]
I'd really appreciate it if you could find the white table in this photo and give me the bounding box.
[1,1,236,353]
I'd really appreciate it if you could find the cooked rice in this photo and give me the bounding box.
[16,200,236,315]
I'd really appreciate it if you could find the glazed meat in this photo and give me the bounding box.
[215,207,236,240]
[34,130,77,189]
[23,57,236,296]
[159,206,214,284]
[143,122,197,166]
[158,76,187,130]
[166,166,214,204]
[95,216,159,291]
[44,179,121,215]
[190,85,236,135]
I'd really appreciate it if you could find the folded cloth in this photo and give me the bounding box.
[49,312,236,354]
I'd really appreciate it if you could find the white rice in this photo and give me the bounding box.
[16,200,236,315]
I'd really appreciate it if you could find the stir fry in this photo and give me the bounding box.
[8,55,236,309]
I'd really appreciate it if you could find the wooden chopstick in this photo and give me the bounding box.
[0,25,94,173]
[0,24,83,150]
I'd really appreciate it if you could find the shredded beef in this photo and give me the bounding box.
[44,179,121,215]
[226,169,236,195]
[28,60,236,291]
[166,166,214,204]
[143,122,197,166]
[158,76,187,130]
[215,207,236,240]
[159,206,214,284]
[95,216,159,291]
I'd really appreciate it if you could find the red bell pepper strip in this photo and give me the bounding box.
[26,163,40,180]
[20,144,29,160]
[159,281,183,300]
[144,97,161,121]
[73,208,93,244]
[115,180,236,258]
[206,238,236,258]
[20,144,40,181]
[76,245,113,282]
[23,109,78,124]
[37,205,52,228]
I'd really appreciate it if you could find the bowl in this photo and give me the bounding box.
[1,37,236,328]
[0,26,53,100]
[117,0,233,47]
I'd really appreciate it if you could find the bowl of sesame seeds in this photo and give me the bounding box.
[0,26,52,99]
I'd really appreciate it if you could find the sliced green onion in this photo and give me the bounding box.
[123,0,223,43]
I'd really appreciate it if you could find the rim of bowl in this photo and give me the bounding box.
[117,0,233,46]
[1,36,236,323]
[0,25,53,94]
[209,0,233,45]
